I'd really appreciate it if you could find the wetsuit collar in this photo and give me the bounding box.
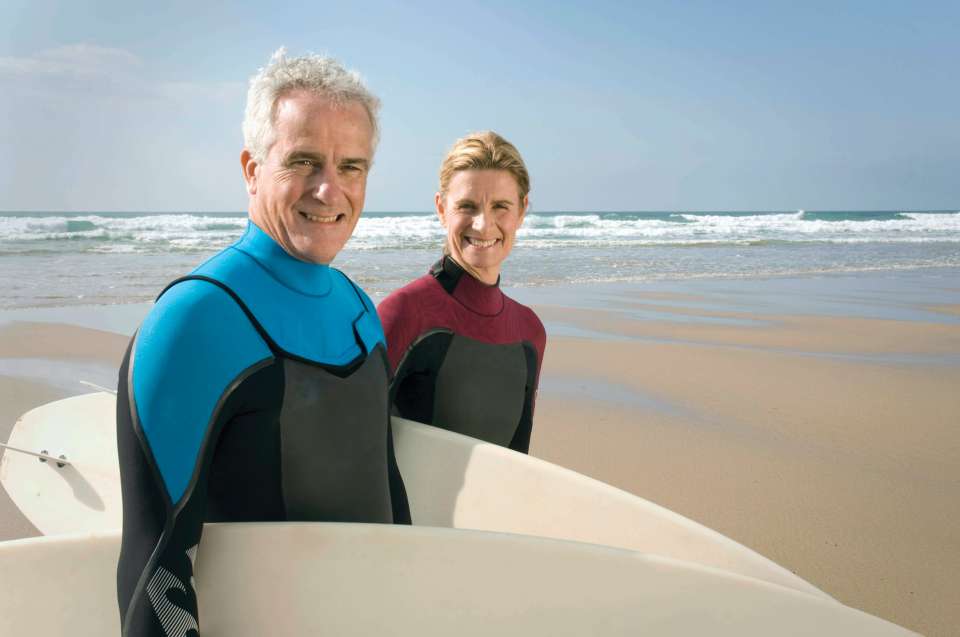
[430,255,504,316]
[233,221,333,296]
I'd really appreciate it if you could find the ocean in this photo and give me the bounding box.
[1,210,959,309]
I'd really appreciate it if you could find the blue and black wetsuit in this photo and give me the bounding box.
[116,222,409,637]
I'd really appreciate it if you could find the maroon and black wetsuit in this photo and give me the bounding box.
[378,256,546,453]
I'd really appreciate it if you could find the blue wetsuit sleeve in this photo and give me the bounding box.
[116,280,272,636]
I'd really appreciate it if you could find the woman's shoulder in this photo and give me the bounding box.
[379,274,440,312]
[378,273,450,336]
[378,273,450,369]
[502,293,546,340]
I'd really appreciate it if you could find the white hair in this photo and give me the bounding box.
[242,47,381,162]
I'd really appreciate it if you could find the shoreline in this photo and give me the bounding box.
[0,271,957,635]
[3,263,960,318]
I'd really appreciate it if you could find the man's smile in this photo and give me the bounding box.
[299,210,344,223]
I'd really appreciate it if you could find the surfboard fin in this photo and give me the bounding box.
[0,443,72,468]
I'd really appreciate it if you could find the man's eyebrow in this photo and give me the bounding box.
[286,150,325,162]
[492,199,514,206]
[340,157,371,169]
[454,197,477,206]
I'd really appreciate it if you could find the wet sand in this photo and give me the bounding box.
[531,296,959,637]
[1,274,957,635]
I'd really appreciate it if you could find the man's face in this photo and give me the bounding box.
[242,89,373,264]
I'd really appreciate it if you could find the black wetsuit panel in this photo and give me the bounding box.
[380,256,547,453]
[433,335,528,447]
[279,355,393,521]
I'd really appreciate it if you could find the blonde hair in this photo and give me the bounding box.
[438,131,530,201]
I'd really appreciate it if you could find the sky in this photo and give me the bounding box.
[1,0,958,212]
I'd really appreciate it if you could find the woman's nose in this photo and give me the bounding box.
[472,209,493,231]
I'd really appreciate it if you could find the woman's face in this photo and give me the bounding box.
[436,169,528,285]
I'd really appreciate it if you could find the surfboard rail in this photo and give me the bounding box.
[0,523,918,636]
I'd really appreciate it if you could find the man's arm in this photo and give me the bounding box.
[116,281,272,636]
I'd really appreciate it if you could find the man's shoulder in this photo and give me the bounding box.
[135,278,270,364]
[143,278,243,330]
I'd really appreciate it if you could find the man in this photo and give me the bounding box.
[116,49,409,636]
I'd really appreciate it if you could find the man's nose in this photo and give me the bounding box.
[311,167,343,203]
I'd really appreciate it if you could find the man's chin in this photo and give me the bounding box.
[289,237,345,264]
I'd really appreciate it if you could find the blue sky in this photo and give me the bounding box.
[1,1,957,212]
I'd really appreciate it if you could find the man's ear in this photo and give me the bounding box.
[241,149,258,196]
[434,192,447,227]
[519,194,529,225]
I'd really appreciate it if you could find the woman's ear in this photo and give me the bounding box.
[435,192,447,227]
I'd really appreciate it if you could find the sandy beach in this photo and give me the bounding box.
[1,272,957,635]
[531,294,959,637]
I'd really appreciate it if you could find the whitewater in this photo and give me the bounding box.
[1,210,958,308]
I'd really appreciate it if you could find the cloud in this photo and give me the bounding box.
[0,43,142,78]
[0,44,242,105]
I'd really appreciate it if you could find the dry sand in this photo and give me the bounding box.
[1,287,957,635]
[531,301,959,637]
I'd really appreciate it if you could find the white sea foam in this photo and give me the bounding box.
[514,212,960,246]
[0,214,248,253]
[3,209,960,309]
[1,211,958,258]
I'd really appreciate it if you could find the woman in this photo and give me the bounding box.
[379,131,546,453]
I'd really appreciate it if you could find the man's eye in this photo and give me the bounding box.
[288,160,314,174]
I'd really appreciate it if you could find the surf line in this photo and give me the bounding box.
[0,443,71,468]
[79,380,117,395]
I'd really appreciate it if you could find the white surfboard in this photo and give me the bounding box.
[0,523,916,636]
[392,416,828,598]
[0,392,121,535]
[4,392,818,597]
